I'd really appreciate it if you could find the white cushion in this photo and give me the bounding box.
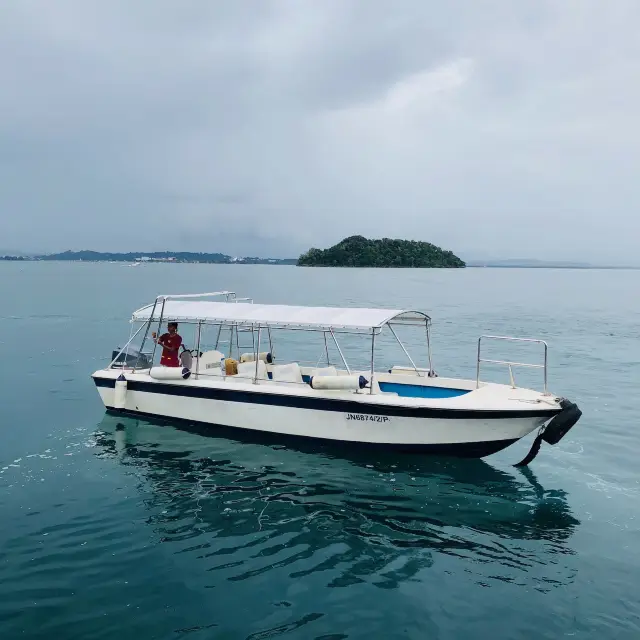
[234,360,268,381]
[198,350,225,372]
[271,363,304,384]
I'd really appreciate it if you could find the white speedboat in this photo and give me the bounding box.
[91,291,581,464]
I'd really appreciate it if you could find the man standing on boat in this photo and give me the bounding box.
[153,321,182,367]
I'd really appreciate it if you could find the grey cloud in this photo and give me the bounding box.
[0,0,639,262]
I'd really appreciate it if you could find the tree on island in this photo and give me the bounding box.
[297,236,465,268]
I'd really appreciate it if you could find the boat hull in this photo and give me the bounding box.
[93,374,557,458]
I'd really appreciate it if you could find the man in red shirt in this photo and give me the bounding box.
[154,321,183,367]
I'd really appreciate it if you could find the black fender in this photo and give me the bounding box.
[542,399,582,445]
[514,398,582,466]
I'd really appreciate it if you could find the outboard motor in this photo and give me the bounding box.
[110,347,150,369]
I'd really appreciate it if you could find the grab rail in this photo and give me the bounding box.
[476,335,549,394]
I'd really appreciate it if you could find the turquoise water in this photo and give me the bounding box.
[1,262,639,639]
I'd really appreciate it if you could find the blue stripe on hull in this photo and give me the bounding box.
[93,376,558,420]
[105,407,519,458]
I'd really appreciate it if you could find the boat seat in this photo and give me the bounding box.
[198,350,225,373]
[239,351,273,364]
[232,360,269,381]
[271,362,304,385]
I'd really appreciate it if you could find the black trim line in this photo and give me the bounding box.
[93,376,559,420]
[105,408,519,457]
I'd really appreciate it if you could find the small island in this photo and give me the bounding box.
[297,236,465,268]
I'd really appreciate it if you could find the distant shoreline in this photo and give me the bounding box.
[0,250,296,265]
[1,251,638,270]
[3,259,638,270]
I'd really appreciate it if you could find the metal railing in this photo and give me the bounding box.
[476,335,549,394]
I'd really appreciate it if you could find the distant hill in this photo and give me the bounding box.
[36,250,296,265]
[297,236,465,268]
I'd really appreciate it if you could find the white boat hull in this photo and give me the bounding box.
[92,371,560,458]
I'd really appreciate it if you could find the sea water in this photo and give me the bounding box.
[0,262,639,639]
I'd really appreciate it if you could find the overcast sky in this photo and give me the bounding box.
[1,1,638,262]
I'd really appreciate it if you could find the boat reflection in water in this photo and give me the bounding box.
[94,414,580,592]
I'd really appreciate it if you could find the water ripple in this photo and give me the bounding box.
[78,416,583,602]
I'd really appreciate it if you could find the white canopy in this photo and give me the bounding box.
[132,300,428,331]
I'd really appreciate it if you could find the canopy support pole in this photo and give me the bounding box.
[369,330,376,394]
[330,329,350,374]
[195,320,202,379]
[150,297,166,365]
[388,324,420,376]
[254,326,262,384]
[426,319,434,376]
[227,323,234,360]
[136,296,160,368]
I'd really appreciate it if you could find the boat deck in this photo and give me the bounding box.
[94,364,561,414]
